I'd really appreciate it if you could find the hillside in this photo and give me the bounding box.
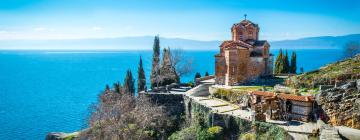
[288,54,360,89]
[0,34,359,50]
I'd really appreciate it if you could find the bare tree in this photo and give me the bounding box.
[170,48,193,78]
[79,90,172,140]
[344,41,360,58]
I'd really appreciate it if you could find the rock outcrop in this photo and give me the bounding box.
[45,132,78,140]
[316,80,360,129]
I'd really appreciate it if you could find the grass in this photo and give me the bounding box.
[287,55,360,89]
[64,135,76,140]
[231,86,273,91]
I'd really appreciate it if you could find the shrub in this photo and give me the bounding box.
[207,126,223,139]
[240,133,256,140]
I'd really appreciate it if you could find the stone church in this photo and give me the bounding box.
[215,18,273,86]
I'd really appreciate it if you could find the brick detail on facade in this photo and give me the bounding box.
[215,19,273,86]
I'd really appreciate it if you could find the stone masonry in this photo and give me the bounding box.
[215,18,273,86]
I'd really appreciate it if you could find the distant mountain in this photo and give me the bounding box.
[0,36,221,50]
[0,34,359,50]
[270,34,360,49]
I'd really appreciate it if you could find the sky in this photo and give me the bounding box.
[0,0,359,41]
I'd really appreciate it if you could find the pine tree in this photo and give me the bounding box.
[283,50,290,73]
[113,81,122,94]
[137,56,146,93]
[274,49,284,74]
[105,84,110,92]
[150,35,161,88]
[124,69,135,96]
[205,71,209,76]
[290,51,297,74]
[194,72,201,79]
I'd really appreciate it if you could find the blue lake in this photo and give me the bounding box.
[0,49,343,139]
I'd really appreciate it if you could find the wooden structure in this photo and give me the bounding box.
[249,91,314,122]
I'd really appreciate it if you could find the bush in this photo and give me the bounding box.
[207,126,223,135]
[240,133,256,140]
[196,128,215,140]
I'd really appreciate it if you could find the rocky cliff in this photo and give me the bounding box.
[316,80,360,129]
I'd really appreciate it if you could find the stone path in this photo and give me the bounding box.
[190,96,253,120]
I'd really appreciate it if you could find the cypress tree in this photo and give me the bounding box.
[124,69,135,96]
[194,72,201,79]
[283,50,290,73]
[105,84,110,92]
[137,56,146,93]
[290,51,297,74]
[205,71,209,76]
[150,35,160,88]
[113,81,122,94]
[274,49,284,74]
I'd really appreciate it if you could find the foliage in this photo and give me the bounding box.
[290,51,297,74]
[159,47,179,86]
[63,135,76,140]
[240,133,256,140]
[138,56,147,93]
[275,49,297,74]
[287,54,360,89]
[212,88,248,103]
[151,35,161,88]
[252,122,288,140]
[212,86,272,103]
[207,126,223,136]
[274,49,284,74]
[283,50,290,73]
[168,113,220,140]
[79,91,173,140]
[205,71,209,76]
[186,81,194,87]
[194,72,201,79]
[113,81,122,94]
[123,69,135,95]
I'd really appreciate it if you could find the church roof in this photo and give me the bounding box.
[254,40,268,47]
[220,40,253,50]
[232,20,259,29]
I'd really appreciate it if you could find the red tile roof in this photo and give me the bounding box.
[278,94,314,102]
[250,91,314,102]
[220,40,253,49]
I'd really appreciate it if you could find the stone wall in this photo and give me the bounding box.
[316,80,360,129]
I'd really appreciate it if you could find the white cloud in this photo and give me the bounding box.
[33,27,48,32]
[91,26,102,31]
[0,30,9,34]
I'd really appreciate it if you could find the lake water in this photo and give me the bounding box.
[0,49,343,139]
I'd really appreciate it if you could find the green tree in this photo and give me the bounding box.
[290,51,297,74]
[105,84,110,92]
[282,50,290,73]
[205,71,209,76]
[274,49,284,74]
[124,69,135,96]
[150,35,161,88]
[194,72,201,79]
[113,81,122,94]
[137,56,146,93]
